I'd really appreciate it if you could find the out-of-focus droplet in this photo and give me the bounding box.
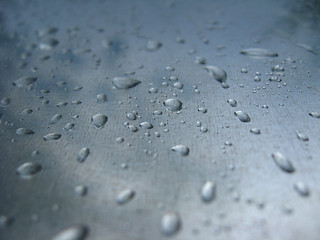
[52,225,88,240]
[116,188,135,204]
[77,148,90,162]
[145,40,162,51]
[171,145,189,156]
[204,65,227,82]
[240,48,278,57]
[74,185,88,196]
[112,77,141,89]
[293,182,310,197]
[161,212,181,236]
[272,152,295,173]
[16,162,41,179]
[13,77,37,88]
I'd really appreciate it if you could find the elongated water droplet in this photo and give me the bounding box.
[51,114,62,124]
[201,181,216,202]
[272,152,295,173]
[52,225,88,240]
[240,48,278,57]
[309,112,320,118]
[64,123,74,131]
[16,162,41,179]
[171,145,189,156]
[112,77,141,89]
[293,182,310,197]
[204,65,227,82]
[161,212,181,236]
[227,99,237,107]
[295,131,308,141]
[140,122,153,129]
[91,114,108,128]
[44,133,61,140]
[22,108,33,115]
[164,99,182,111]
[16,128,34,135]
[145,40,162,51]
[234,111,250,122]
[77,148,90,162]
[116,188,135,204]
[13,77,37,87]
[0,98,10,106]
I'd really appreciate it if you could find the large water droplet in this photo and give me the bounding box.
[16,162,41,179]
[91,114,108,128]
[116,188,135,204]
[112,77,141,89]
[240,48,278,57]
[309,112,320,118]
[164,99,182,111]
[13,77,37,88]
[77,148,90,162]
[204,65,227,82]
[272,152,295,173]
[201,181,216,203]
[234,111,251,122]
[171,145,189,156]
[52,225,88,240]
[44,133,61,140]
[161,212,181,236]
[16,128,34,135]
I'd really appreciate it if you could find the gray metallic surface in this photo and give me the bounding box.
[0,0,319,239]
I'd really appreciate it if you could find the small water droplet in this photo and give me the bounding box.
[250,128,261,134]
[64,123,75,131]
[52,225,88,240]
[234,111,251,122]
[77,148,90,162]
[173,82,183,89]
[171,145,189,156]
[227,99,237,107]
[16,128,34,135]
[74,185,88,196]
[44,133,61,140]
[129,125,138,132]
[126,112,136,120]
[96,93,107,103]
[161,212,181,236]
[116,188,135,204]
[145,40,162,51]
[164,99,182,111]
[91,114,108,128]
[140,122,153,129]
[149,87,158,94]
[16,162,41,179]
[198,107,207,113]
[293,182,310,197]
[153,110,162,115]
[272,152,295,173]
[195,56,207,65]
[295,131,308,141]
[112,77,141,89]
[0,98,10,106]
[51,114,62,124]
[201,181,216,202]
[116,137,124,143]
[204,65,227,82]
[22,108,33,115]
[272,65,284,72]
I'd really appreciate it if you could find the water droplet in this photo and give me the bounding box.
[164,99,182,111]
[254,76,261,82]
[16,162,41,179]
[272,152,295,173]
[221,82,229,88]
[295,131,308,141]
[129,125,138,132]
[204,65,227,82]
[234,111,251,122]
[0,98,10,106]
[52,225,88,240]
[40,131,60,140]
[64,123,75,131]
[91,114,108,128]
[96,93,107,103]
[201,181,216,202]
[57,102,68,107]
[16,128,34,135]
[145,40,162,51]
[250,128,261,134]
[198,107,207,113]
[13,77,37,88]
[241,68,248,73]
[153,110,162,115]
[173,82,183,89]
[116,188,135,204]
[126,112,136,120]
[240,48,278,57]
[309,112,320,118]
[22,108,33,115]
[161,212,181,236]
[116,137,124,143]
[171,145,189,156]
[272,65,284,72]
[227,99,237,107]
[195,56,207,65]
[74,185,88,196]
[112,77,141,89]
[293,182,310,197]
[140,122,153,129]
[51,114,62,124]
[149,87,158,94]
[77,148,90,162]
[0,215,13,228]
